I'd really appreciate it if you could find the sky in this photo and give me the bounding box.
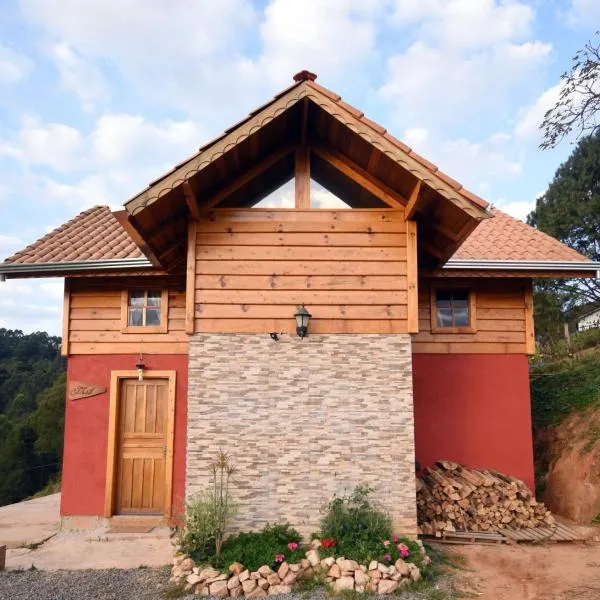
[0,0,598,335]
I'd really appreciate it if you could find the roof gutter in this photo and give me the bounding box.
[0,257,154,277]
[444,259,600,276]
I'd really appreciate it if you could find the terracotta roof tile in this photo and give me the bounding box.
[453,208,591,262]
[3,206,144,265]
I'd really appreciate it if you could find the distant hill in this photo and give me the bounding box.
[0,329,66,506]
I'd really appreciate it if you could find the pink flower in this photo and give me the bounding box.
[384,554,392,562]
[393,536,399,543]
[275,554,285,563]
[397,543,410,558]
[382,540,391,547]
[287,542,299,551]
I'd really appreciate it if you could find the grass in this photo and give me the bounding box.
[27,477,61,500]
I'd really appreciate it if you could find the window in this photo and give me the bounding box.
[431,286,475,333]
[121,289,168,333]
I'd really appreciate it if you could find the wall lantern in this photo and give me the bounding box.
[136,355,146,382]
[294,304,312,338]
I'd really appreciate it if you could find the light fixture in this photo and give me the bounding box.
[294,304,311,338]
[136,355,146,382]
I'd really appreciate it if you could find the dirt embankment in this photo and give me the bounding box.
[455,540,600,600]
[536,407,600,523]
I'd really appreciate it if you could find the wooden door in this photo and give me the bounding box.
[115,378,169,514]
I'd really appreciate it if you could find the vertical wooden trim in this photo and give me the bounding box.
[120,290,129,333]
[295,147,310,208]
[164,371,177,519]
[186,221,197,335]
[160,289,169,333]
[104,371,120,517]
[104,370,177,519]
[406,220,419,333]
[525,280,535,355]
[61,279,71,357]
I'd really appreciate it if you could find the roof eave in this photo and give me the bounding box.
[0,258,154,278]
[444,259,600,276]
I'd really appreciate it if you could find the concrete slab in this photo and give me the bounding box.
[0,494,61,549]
[0,494,175,570]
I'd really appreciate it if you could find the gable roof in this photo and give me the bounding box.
[2,205,597,278]
[125,74,489,220]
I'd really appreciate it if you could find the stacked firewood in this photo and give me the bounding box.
[416,461,555,535]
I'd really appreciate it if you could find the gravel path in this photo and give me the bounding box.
[0,567,172,600]
[0,567,451,600]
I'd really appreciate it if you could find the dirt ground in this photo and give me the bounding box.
[452,539,600,600]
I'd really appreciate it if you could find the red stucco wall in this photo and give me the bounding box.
[412,354,535,490]
[61,354,188,519]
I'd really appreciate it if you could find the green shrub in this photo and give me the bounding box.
[215,524,304,571]
[318,485,422,566]
[531,352,600,428]
[177,449,237,562]
[178,492,217,561]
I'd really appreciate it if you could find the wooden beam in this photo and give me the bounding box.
[525,280,536,355]
[406,220,418,334]
[185,221,197,335]
[311,145,407,209]
[61,279,70,357]
[113,211,163,268]
[205,144,294,210]
[295,147,310,208]
[183,180,201,221]
[300,98,309,147]
[405,180,422,219]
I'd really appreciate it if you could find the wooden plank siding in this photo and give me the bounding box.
[413,278,529,354]
[68,278,187,355]
[194,208,409,334]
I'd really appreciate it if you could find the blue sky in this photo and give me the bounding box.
[0,0,598,335]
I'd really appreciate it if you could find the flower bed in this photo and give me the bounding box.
[171,538,430,596]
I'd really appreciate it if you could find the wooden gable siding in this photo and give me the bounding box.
[194,208,409,334]
[413,278,530,354]
[67,277,187,355]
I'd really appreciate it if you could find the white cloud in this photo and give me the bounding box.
[392,0,534,50]
[0,43,33,85]
[0,278,63,335]
[380,0,552,133]
[0,234,24,257]
[91,114,201,165]
[514,82,562,140]
[50,43,109,110]
[254,0,386,86]
[496,199,535,221]
[0,118,84,171]
[380,39,551,131]
[566,0,600,26]
[18,0,258,118]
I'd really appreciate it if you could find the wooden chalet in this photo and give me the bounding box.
[2,71,598,534]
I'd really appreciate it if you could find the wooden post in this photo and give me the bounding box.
[295,147,310,208]
[406,220,419,333]
[186,221,197,335]
[564,322,571,346]
[0,544,5,570]
[524,280,535,355]
[61,279,70,357]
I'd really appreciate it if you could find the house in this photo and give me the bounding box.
[577,307,600,331]
[1,71,598,536]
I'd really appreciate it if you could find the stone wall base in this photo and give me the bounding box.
[187,333,417,537]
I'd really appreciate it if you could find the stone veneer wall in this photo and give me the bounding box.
[187,334,417,536]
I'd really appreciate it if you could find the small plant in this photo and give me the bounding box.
[215,523,304,571]
[592,513,600,525]
[318,485,421,565]
[178,449,237,561]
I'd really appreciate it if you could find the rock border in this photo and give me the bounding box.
[171,541,430,596]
